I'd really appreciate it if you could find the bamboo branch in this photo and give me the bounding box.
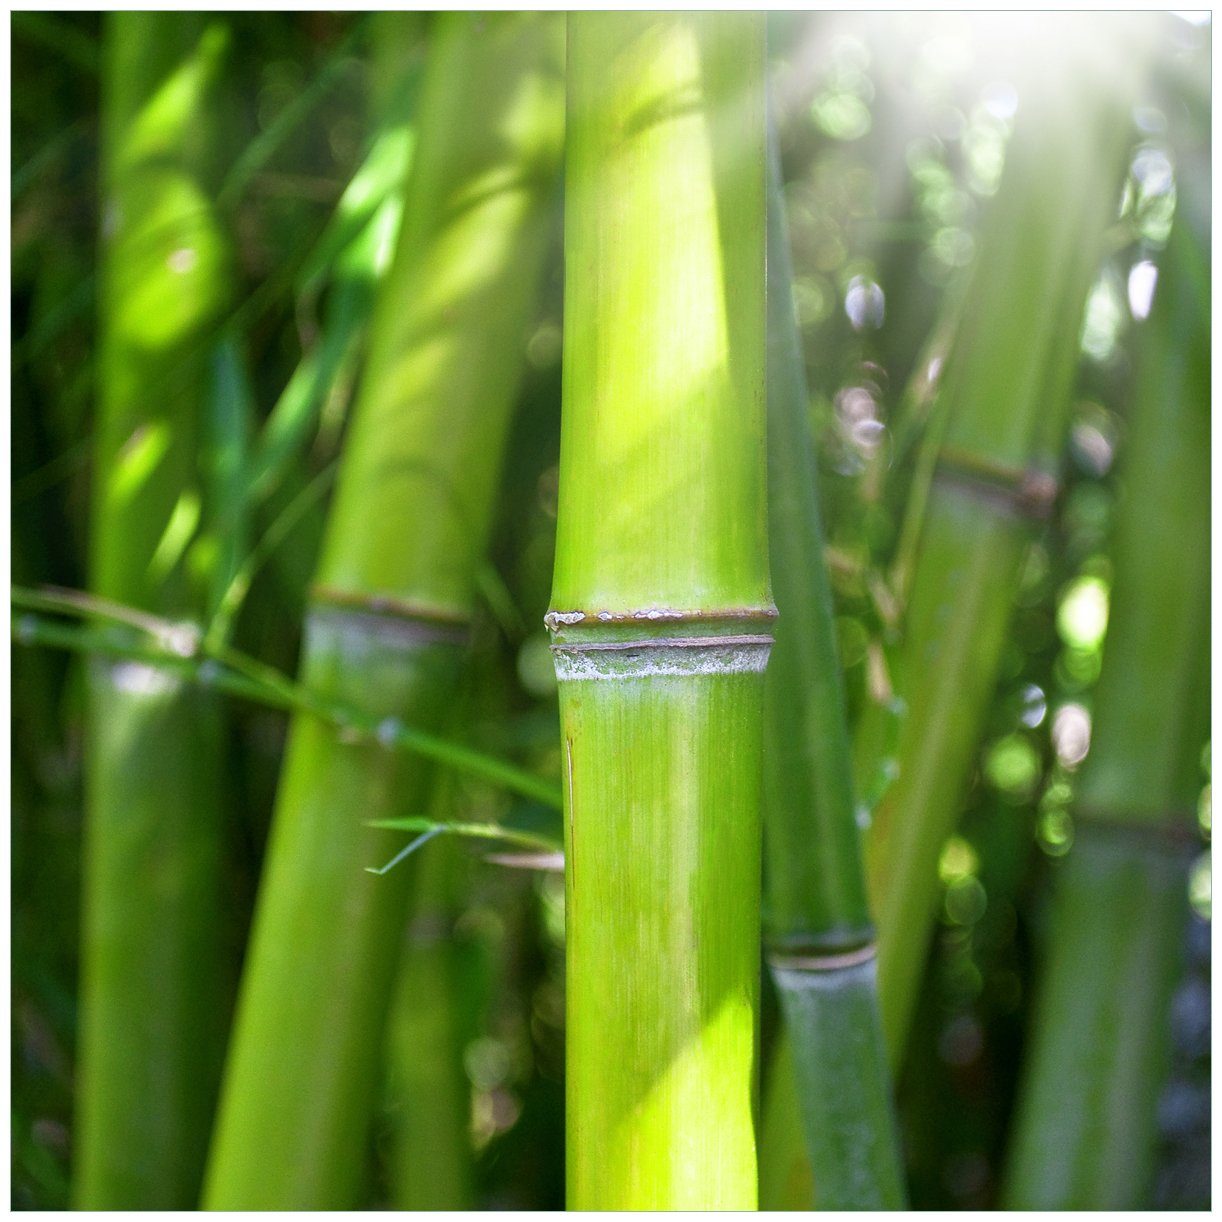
[11,591,561,810]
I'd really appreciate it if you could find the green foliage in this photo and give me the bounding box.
[10,11,1211,1212]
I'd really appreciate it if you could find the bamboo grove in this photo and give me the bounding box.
[11,11,1211,1211]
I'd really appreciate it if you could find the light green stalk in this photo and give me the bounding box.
[760,130,906,1210]
[860,29,1141,1060]
[203,14,564,1209]
[76,13,233,1208]
[1002,203,1209,1208]
[551,14,768,1209]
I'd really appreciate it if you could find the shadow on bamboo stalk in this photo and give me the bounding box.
[1001,192,1210,1209]
[76,14,235,1208]
[550,14,769,1209]
[759,125,906,1210]
[202,14,565,1208]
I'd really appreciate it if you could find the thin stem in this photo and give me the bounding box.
[12,590,562,811]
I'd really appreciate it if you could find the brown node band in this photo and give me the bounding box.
[544,606,779,634]
[1074,807,1203,859]
[932,450,1060,522]
[309,585,471,647]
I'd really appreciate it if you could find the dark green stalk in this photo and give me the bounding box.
[1002,204,1209,1209]
[76,14,233,1207]
[760,132,905,1210]
[203,16,564,1207]
[552,14,768,1208]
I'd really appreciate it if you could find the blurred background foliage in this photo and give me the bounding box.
[10,10,1210,1209]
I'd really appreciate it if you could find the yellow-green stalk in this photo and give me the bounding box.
[203,15,564,1208]
[77,13,233,1207]
[551,14,769,1209]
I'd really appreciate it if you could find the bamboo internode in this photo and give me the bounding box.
[553,12,769,1209]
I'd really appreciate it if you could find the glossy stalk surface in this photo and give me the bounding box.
[552,13,768,1209]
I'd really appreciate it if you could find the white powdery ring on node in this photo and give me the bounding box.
[550,635,773,681]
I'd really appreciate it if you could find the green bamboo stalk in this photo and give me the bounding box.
[76,14,233,1207]
[859,35,1140,1060]
[384,829,478,1209]
[760,131,906,1209]
[203,15,564,1208]
[1001,204,1209,1208]
[551,14,768,1209]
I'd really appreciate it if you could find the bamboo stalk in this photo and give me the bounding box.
[202,15,564,1207]
[384,827,478,1209]
[551,14,768,1209]
[859,28,1141,1060]
[76,13,233,1207]
[760,129,905,1209]
[1001,201,1209,1208]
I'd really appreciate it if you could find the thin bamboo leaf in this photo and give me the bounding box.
[216,17,368,209]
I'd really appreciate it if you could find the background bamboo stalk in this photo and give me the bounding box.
[76,13,234,1207]
[1001,201,1210,1208]
[203,14,564,1208]
[384,825,478,1208]
[760,129,905,1210]
[859,32,1141,1059]
[552,13,768,1209]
